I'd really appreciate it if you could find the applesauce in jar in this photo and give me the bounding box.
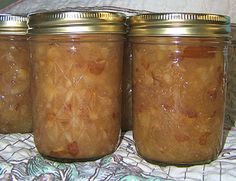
[0,14,32,133]
[28,11,125,161]
[129,13,230,165]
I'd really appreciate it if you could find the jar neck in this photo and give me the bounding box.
[130,36,228,46]
[0,34,27,41]
[28,34,125,42]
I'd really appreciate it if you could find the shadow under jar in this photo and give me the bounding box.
[28,11,126,162]
[0,14,32,133]
[129,13,230,166]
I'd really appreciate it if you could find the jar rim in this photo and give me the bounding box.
[0,14,28,35]
[27,11,127,35]
[129,13,231,38]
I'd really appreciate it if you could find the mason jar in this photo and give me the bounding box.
[28,11,126,161]
[0,14,32,133]
[130,13,230,165]
[226,24,236,127]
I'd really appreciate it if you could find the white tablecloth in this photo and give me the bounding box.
[1,129,236,181]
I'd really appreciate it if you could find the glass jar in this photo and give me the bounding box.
[226,24,236,127]
[0,14,32,133]
[28,11,125,161]
[129,13,230,165]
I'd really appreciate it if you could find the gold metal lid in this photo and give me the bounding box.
[129,13,230,38]
[0,14,28,35]
[28,11,126,35]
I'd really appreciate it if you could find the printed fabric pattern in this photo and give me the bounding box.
[1,129,236,181]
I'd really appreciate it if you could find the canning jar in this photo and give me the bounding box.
[226,24,236,127]
[28,11,125,161]
[130,13,230,165]
[0,14,32,133]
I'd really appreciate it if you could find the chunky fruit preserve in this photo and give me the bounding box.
[30,35,124,160]
[0,36,32,133]
[132,37,226,164]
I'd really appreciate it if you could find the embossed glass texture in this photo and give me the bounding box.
[30,35,124,161]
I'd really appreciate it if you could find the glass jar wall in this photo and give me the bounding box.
[0,14,32,133]
[28,11,125,161]
[129,13,230,165]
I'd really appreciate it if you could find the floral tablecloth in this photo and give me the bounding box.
[1,129,236,181]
